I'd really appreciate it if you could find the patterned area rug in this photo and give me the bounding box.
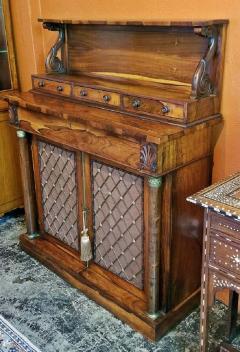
[0,211,240,351]
[0,314,40,352]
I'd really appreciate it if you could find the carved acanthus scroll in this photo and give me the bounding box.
[43,22,65,73]
[140,143,157,172]
[9,104,18,126]
[191,26,218,99]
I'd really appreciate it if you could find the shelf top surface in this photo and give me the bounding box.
[38,18,229,26]
[187,173,240,220]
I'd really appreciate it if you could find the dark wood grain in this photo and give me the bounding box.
[67,25,207,85]
[170,157,211,308]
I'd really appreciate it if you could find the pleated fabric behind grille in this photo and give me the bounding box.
[92,160,144,289]
[38,141,79,250]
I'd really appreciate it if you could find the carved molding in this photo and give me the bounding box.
[140,143,157,172]
[191,26,218,99]
[43,22,65,73]
[9,104,18,126]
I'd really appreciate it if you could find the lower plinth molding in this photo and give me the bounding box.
[20,234,200,341]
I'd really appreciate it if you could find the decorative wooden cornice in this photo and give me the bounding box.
[42,22,65,73]
[191,25,218,99]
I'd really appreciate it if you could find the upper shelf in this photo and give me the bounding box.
[37,18,228,118]
[38,18,228,27]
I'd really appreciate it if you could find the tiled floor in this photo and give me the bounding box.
[0,211,239,351]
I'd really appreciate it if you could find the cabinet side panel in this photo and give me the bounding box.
[38,140,79,250]
[91,160,144,289]
[170,156,212,308]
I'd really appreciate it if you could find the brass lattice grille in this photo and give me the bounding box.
[38,141,79,250]
[92,160,144,289]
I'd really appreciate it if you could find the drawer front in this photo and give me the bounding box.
[33,78,71,96]
[209,232,240,276]
[73,86,120,106]
[210,212,240,242]
[122,95,184,119]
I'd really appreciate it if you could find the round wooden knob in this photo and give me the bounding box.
[57,85,63,92]
[103,95,111,102]
[161,105,170,114]
[80,89,88,97]
[38,80,45,88]
[132,99,141,108]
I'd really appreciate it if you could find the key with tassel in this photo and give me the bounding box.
[81,208,92,266]
[80,152,93,266]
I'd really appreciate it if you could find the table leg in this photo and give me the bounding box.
[228,290,239,342]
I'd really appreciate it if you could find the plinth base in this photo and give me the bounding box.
[20,234,200,341]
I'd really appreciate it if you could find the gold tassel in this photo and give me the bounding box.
[80,209,93,264]
[80,153,93,265]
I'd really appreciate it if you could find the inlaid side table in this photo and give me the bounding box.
[187,173,240,352]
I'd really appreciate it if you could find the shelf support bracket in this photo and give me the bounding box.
[191,25,218,99]
[43,22,65,73]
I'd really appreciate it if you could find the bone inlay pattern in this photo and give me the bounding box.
[213,273,240,292]
[187,173,240,219]
[92,160,144,289]
[38,141,79,250]
[200,210,209,351]
[210,235,240,274]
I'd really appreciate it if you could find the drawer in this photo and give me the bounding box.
[122,95,184,120]
[210,212,240,242]
[33,78,71,96]
[209,231,240,276]
[73,86,120,107]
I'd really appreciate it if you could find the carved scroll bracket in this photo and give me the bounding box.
[43,22,65,73]
[140,143,158,173]
[191,25,218,99]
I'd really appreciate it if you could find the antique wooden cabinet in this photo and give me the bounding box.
[3,19,228,340]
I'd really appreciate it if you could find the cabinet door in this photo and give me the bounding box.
[90,159,145,290]
[32,137,81,252]
[32,138,147,293]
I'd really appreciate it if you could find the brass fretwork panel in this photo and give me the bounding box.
[38,141,79,250]
[92,160,144,289]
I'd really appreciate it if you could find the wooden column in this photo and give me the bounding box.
[17,130,38,239]
[147,176,162,318]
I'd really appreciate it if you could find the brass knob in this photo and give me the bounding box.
[103,94,111,102]
[38,80,45,88]
[161,105,170,114]
[80,89,88,97]
[132,99,141,108]
[57,85,63,92]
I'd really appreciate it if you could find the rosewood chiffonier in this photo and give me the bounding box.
[2,19,228,340]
